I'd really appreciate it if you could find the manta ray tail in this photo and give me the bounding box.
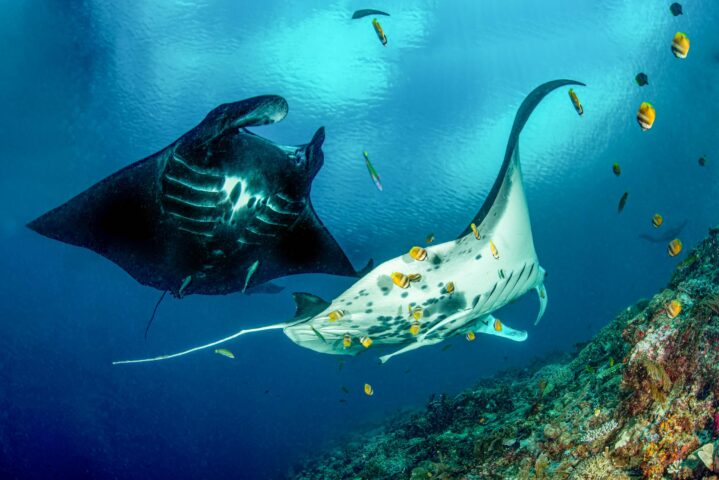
[144,290,168,339]
[113,292,328,365]
[113,323,286,365]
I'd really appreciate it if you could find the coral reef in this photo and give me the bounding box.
[287,227,719,480]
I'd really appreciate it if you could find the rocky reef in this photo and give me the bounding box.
[287,227,719,480]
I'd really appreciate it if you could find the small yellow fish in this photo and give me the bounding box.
[409,246,427,261]
[409,321,420,335]
[568,88,584,116]
[489,240,499,259]
[493,318,503,332]
[426,232,435,244]
[408,273,422,283]
[391,272,410,289]
[637,102,656,131]
[594,408,601,417]
[360,336,373,348]
[666,299,682,319]
[539,287,546,299]
[410,306,423,321]
[364,383,374,396]
[372,18,387,46]
[652,213,664,228]
[466,331,476,341]
[612,163,621,176]
[328,309,346,322]
[667,238,683,257]
[343,334,352,348]
[445,282,455,295]
[609,357,615,368]
[470,223,480,240]
[652,214,664,229]
[671,31,690,59]
[214,348,235,359]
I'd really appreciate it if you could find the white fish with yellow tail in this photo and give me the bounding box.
[112,80,582,367]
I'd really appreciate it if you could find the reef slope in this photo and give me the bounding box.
[288,227,719,479]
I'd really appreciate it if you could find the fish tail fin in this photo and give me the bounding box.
[144,290,168,340]
[535,282,548,325]
[113,323,287,365]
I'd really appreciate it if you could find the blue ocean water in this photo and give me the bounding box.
[1,0,718,478]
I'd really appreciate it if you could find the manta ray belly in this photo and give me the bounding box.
[161,151,304,243]
[291,230,543,356]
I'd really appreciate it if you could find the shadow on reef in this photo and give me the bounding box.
[287,227,719,479]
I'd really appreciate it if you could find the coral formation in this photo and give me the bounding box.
[287,227,719,480]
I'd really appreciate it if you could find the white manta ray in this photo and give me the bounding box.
[114,79,585,366]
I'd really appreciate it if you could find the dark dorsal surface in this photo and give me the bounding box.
[28,96,368,296]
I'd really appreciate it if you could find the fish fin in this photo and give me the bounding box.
[351,9,390,19]
[475,315,528,342]
[144,290,168,339]
[292,292,331,319]
[378,338,441,364]
[305,127,325,168]
[176,95,288,158]
[535,282,548,325]
[113,322,287,365]
[458,79,585,238]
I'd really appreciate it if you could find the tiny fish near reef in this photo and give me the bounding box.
[113,79,585,366]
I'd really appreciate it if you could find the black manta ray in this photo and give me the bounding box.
[28,95,370,297]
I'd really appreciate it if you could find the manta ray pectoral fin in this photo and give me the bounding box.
[26,153,167,288]
[378,338,442,364]
[475,315,528,342]
[535,282,548,325]
[458,79,585,238]
[271,203,371,280]
[244,282,285,295]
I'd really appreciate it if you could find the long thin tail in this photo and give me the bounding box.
[144,290,167,339]
[113,323,286,365]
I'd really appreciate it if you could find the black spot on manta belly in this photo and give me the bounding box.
[365,309,373,314]
[437,292,467,314]
[378,315,392,322]
[431,255,443,265]
[401,292,408,298]
[368,325,386,335]
[366,301,373,307]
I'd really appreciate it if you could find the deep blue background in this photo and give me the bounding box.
[1,1,718,478]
